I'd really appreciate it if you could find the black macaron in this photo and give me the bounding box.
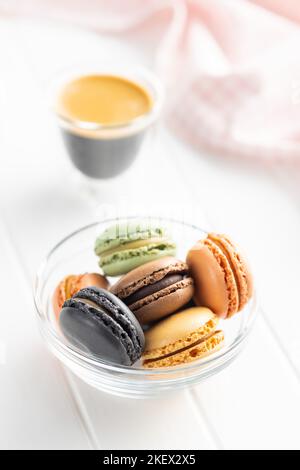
[59,287,145,366]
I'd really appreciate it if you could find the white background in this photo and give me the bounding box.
[0,17,300,450]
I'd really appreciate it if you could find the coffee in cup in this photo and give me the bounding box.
[55,71,162,179]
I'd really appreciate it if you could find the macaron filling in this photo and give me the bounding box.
[111,258,194,324]
[124,273,184,306]
[100,242,176,266]
[95,222,177,276]
[73,297,108,312]
[95,224,168,256]
[99,237,170,257]
[143,330,223,365]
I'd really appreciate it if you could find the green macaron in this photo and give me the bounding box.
[94,220,176,276]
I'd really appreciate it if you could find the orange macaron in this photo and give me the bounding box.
[52,272,110,319]
[186,233,253,318]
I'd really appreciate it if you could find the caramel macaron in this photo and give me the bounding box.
[143,307,224,368]
[52,273,109,319]
[187,233,253,319]
[110,257,194,325]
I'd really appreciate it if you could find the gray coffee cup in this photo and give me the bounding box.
[54,68,163,180]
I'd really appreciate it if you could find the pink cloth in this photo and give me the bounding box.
[2,0,300,167]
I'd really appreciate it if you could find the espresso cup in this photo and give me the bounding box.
[53,67,163,179]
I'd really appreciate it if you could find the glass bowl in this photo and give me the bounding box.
[33,217,258,399]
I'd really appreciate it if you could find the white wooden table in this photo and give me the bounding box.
[0,18,300,450]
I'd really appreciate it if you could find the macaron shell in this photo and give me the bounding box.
[60,287,145,365]
[100,243,176,276]
[131,278,194,325]
[52,273,109,319]
[52,274,83,319]
[143,307,218,360]
[221,235,254,301]
[186,243,232,318]
[80,273,110,291]
[111,257,188,298]
[60,305,135,366]
[52,281,66,320]
[95,221,169,255]
[143,330,224,368]
[208,234,252,314]
[73,287,145,352]
[204,238,239,317]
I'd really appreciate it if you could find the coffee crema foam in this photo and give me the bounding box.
[57,74,153,126]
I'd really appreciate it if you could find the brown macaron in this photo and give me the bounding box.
[52,273,110,320]
[186,233,253,319]
[110,257,194,325]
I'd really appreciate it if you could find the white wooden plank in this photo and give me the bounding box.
[192,316,300,450]
[0,221,90,449]
[68,373,216,450]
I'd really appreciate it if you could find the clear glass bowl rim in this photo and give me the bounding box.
[33,217,258,378]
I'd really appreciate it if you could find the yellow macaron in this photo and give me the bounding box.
[142,307,224,368]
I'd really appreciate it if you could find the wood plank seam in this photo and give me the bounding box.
[186,389,223,450]
[260,307,300,383]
